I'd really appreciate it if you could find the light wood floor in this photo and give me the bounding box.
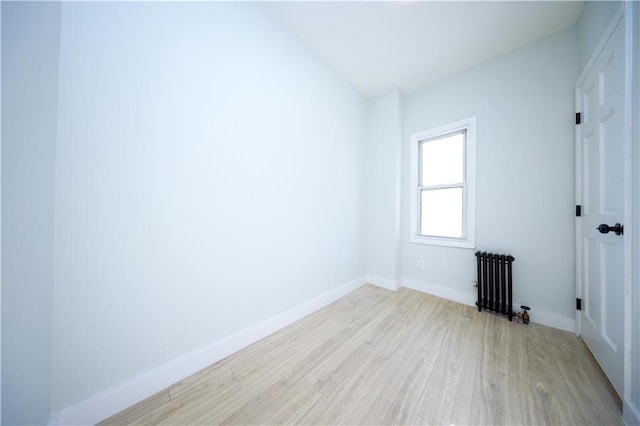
[100,285,622,425]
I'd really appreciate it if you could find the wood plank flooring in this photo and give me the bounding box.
[100,285,622,425]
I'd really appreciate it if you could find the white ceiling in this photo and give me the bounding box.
[266,1,584,98]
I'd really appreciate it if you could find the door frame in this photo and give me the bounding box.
[574,3,633,404]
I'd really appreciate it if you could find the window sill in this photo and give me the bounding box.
[409,235,475,249]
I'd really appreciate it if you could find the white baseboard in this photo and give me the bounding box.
[522,306,575,332]
[365,274,399,291]
[50,276,366,426]
[624,399,640,426]
[401,277,476,307]
[399,277,575,332]
[49,274,578,425]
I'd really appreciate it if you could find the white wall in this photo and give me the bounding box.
[6,1,633,423]
[52,2,366,415]
[401,28,578,328]
[577,1,623,72]
[364,90,402,287]
[1,2,61,424]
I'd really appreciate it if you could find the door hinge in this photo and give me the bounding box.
[576,298,582,311]
[576,112,582,125]
[576,205,582,217]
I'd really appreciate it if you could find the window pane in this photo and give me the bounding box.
[420,187,463,238]
[420,132,464,186]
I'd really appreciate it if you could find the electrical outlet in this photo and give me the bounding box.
[417,259,425,269]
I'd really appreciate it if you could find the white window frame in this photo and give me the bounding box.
[409,117,476,248]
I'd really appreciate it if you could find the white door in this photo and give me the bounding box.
[576,20,624,397]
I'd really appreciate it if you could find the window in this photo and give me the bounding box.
[410,117,476,248]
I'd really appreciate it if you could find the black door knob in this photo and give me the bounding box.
[597,223,624,235]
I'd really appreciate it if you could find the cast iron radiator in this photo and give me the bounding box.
[475,251,515,321]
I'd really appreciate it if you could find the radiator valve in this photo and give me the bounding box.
[516,305,530,324]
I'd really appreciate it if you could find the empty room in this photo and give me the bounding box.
[2,1,640,425]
